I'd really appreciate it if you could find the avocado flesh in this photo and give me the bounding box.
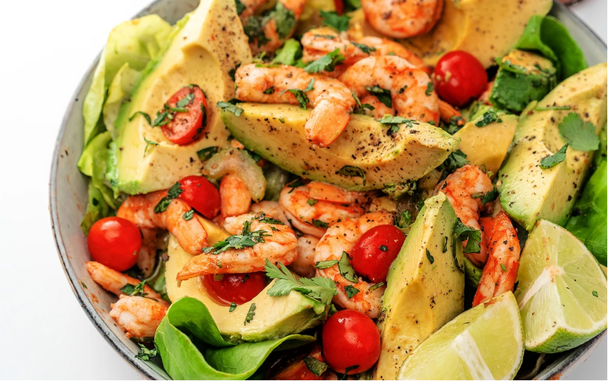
[499,63,607,230]
[222,103,459,191]
[374,193,465,380]
[165,234,328,343]
[108,0,252,194]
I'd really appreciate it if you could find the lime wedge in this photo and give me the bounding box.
[515,219,607,353]
[397,292,524,380]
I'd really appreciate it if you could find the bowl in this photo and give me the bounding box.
[49,1,606,379]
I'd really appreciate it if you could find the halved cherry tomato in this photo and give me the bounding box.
[202,272,267,305]
[333,0,345,14]
[161,85,208,145]
[350,225,405,283]
[87,217,142,272]
[271,344,326,380]
[433,51,488,107]
[178,175,221,219]
[322,310,381,374]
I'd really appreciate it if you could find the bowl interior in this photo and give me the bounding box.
[50,1,606,379]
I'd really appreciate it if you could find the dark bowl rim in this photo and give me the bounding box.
[49,0,606,379]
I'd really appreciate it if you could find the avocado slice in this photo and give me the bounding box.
[222,103,459,191]
[490,49,557,112]
[374,193,465,380]
[107,0,252,194]
[499,63,607,230]
[165,228,328,343]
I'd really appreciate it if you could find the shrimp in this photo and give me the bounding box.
[235,64,357,147]
[339,56,440,123]
[86,261,169,307]
[220,173,252,218]
[315,212,395,318]
[176,213,298,279]
[250,201,291,225]
[109,295,167,339]
[361,0,443,39]
[472,210,521,306]
[478,81,495,105]
[435,165,494,266]
[117,190,207,255]
[439,99,465,126]
[289,235,320,278]
[239,0,305,55]
[137,229,166,278]
[279,182,368,238]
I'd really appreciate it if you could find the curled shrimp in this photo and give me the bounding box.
[176,212,298,279]
[472,210,521,306]
[279,181,368,238]
[235,64,357,147]
[110,295,167,338]
[289,235,320,278]
[439,100,465,126]
[435,165,494,266]
[220,173,251,218]
[361,0,443,38]
[315,212,395,318]
[339,55,440,123]
[117,190,207,255]
[239,0,305,55]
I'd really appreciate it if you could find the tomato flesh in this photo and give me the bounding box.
[322,310,381,374]
[433,51,488,107]
[202,272,267,305]
[333,0,345,14]
[350,225,406,283]
[161,85,208,145]
[271,344,326,380]
[178,176,221,219]
[87,217,142,272]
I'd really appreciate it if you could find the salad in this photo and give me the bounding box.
[76,0,607,379]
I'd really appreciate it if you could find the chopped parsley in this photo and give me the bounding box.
[304,356,328,376]
[396,210,412,228]
[197,146,219,161]
[229,302,237,312]
[592,291,599,297]
[121,281,148,297]
[319,10,351,32]
[307,199,318,206]
[287,178,305,192]
[154,182,183,213]
[270,3,297,39]
[265,259,337,304]
[183,210,194,221]
[535,105,571,111]
[540,144,568,169]
[204,220,270,254]
[315,260,338,269]
[425,82,434,96]
[351,41,376,55]
[217,101,244,116]
[344,285,359,299]
[442,150,469,175]
[234,0,246,15]
[442,236,449,253]
[426,249,435,264]
[304,48,345,73]
[312,219,329,229]
[472,186,499,206]
[305,78,315,92]
[263,87,275,94]
[335,165,366,185]
[454,218,482,254]
[380,245,388,252]
[500,263,507,272]
[338,251,358,283]
[135,344,158,361]
[475,110,499,127]
[129,111,152,125]
[245,303,256,325]
[558,112,600,151]
[282,89,309,109]
[365,85,392,108]
[378,115,417,126]
[341,365,360,379]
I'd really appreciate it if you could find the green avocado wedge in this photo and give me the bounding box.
[155,297,316,380]
[221,103,460,191]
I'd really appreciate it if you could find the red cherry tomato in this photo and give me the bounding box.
[350,225,406,283]
[87,217,142,272]
[333,0,345,14]
[202,272,267,305]
[322,310,381,374]
[178,176,221,219]
[271,345,326,380]
[161,85,208,145]
[433,51,488,107]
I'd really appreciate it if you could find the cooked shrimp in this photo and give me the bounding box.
[339,56,440,123]
[235,64,357,147]
[289,235,320,278]
[279,183,367,238]
[176,213,298,279]
[315,212,395,318]
[86,261,169,306]
[472,210,521,306]
[478,81,494,105]
[357,36,429,72]
[117,190,207,255]
[137,229,166,278]
[239,0,305,55]
[220,173,252,218]
[250,201,291,225]
[435,165,494,266]
[439,99,465,126]
[110,295,167,338]
[361,0,443,38]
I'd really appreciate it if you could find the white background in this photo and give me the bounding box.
[0,0,605,379]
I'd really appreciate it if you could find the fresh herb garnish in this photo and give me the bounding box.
[344,285,359,298]
[425,82,434,96]
[472,186,499,206]
[369,282,385,291]
[282,89,309,109]
[304,356,329,376]
[442,150,469,175]
[269,3,297,39]
[442,236,448,253]
[351,41,376,54]
[229,302,237,312]
[558,112,600,151]
[265,259,337,304]
[380,245,388,252]
[365,85,392,108]
[121,281,148,297]
[312,219,329,229]
[500,263,507,272]
[308,199,318,206]
[143,137,159,156]
[315,260,339,269]
[217,100,244,116]
[263,87,275,94]
[245,303,256,324]
[475,110,499,127]
[338,251,358,282]
[305,78,315,92]
[204,220,270,254]
[341,365,359,379]
[396,210,412,229]
[592,291,599,297]
[154,182,183,213]
[234,0,246,15]
[176,92,195,108]
[129,111,152,125]
[304,48,345,73]
[183,209,194,221]
[540,144,568,169]
[288,178,305,192]
[378,115,416,126]
[454,218,482,254]
[319,10,351,32]
[426,249,435,264]
[197,146,219,161]
[535,105,572,111]
[135,343,158,361]
[335,165,366,185]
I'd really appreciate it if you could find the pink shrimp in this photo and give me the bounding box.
[361,0,443,38]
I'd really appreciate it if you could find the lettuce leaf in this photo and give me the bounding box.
[80,183,112,235]
[102,63,142,140]
[154,297,315,380]
[78,131,118,208]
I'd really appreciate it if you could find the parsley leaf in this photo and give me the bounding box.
[234,0,246,15]
[442,150,469,175]
[319,10,351,32]
[305,78,315,92]
[304,356,328,376]
[378,115,417,126]
[426,249,435,264]
[197,146,219,161]
[425,82,434,96]
[312,219,329,229]
[154,182,183,213]
[342,365,360,379]
[315,260,338,269]
[268,3,297,39]
[335,165,366,185]
[183,209,194,221]
[245,303,256,325]
[540,144,568,169]
[351,41,376,55]
[344,285,359,298]
[308,199,318,206]
[129,111,152,125]
[229,302,237,312]
[282,89,309,109]
[121,281,148,297]
[396,210,412,228]
[204,221,270,254]
[472,186,499,206]
[592,291,599,297]
[135,344,158,361]
[272,39,303,66]
[304,48,345,73]
[217,101,244,116]
[338,251,358,282]
[558,112,600,151]
[475,110,499,127]
[454,219,482,254]
[263,87,275,94]
[366,85,392,108]
[265,259,337,304]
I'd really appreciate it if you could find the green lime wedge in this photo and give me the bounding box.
[397,292,524,380]
[515,219,607,353]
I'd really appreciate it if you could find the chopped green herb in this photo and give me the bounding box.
[369,282,385,291]
[278,118,285,123]
[245,303,256,325]
[217,101,244,116]
[338,251,358,283]
[121,281,148,297]
[351,41,376,54]
[263,87,275,94]
[425,82,434,96]
[305,78,315,92]
[304,356,329,376]
[129,111,152,125]
[308,199,318,206]
[234,0,246,15]
[380,245,388,252]
[197,146,219,161]
[472,186,499,205]
[454,218,482,254]
[341,365,359,379]
[282,89,309,109]
[442,150,469,174]
[204,221,270,254]
[312,219,329,229]
[426,249,435,264]
[304,48,345,73]
[319,10,351,32]
[592,291,599,297]
[265,259,337,304]
[558,112,600,151]
[135,343,158,361]
[344,285,359,298]
[176,92,195,108]
[229,302,237,312]
[335,165,366,185]
[315,260,339,269]
[365,85,392,108]
[500,263,507,272]
[288,178,305,192]
[183,210,194,221]
[442,236,448,253]
[535,105,572,111]
[378,115,417,126]
[396,210,412,229]
[154,182,183,213]
[540,144,568,169]
[143,137,159,157]
[475,110,499,127]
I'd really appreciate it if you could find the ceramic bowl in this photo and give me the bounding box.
[50,1,606,378]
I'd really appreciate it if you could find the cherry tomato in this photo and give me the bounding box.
[270,344,326,380]
[202,272,267,305]
[333,0,345,14]
[433,51,488,107]
[178,175,221,219]
[350,225,406,283]
[161,85,208,145]
[322,310,381,374]
[87,217,142,271]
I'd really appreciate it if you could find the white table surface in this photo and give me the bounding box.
[0,0,605,379]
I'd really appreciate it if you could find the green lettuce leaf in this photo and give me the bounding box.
[78,131,117,209]
[154,297,315,380]
[80,183,112,235]
[102,63,142,140]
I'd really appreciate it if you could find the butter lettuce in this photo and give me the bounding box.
[154,297,315,380]
[80,183,112,235]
